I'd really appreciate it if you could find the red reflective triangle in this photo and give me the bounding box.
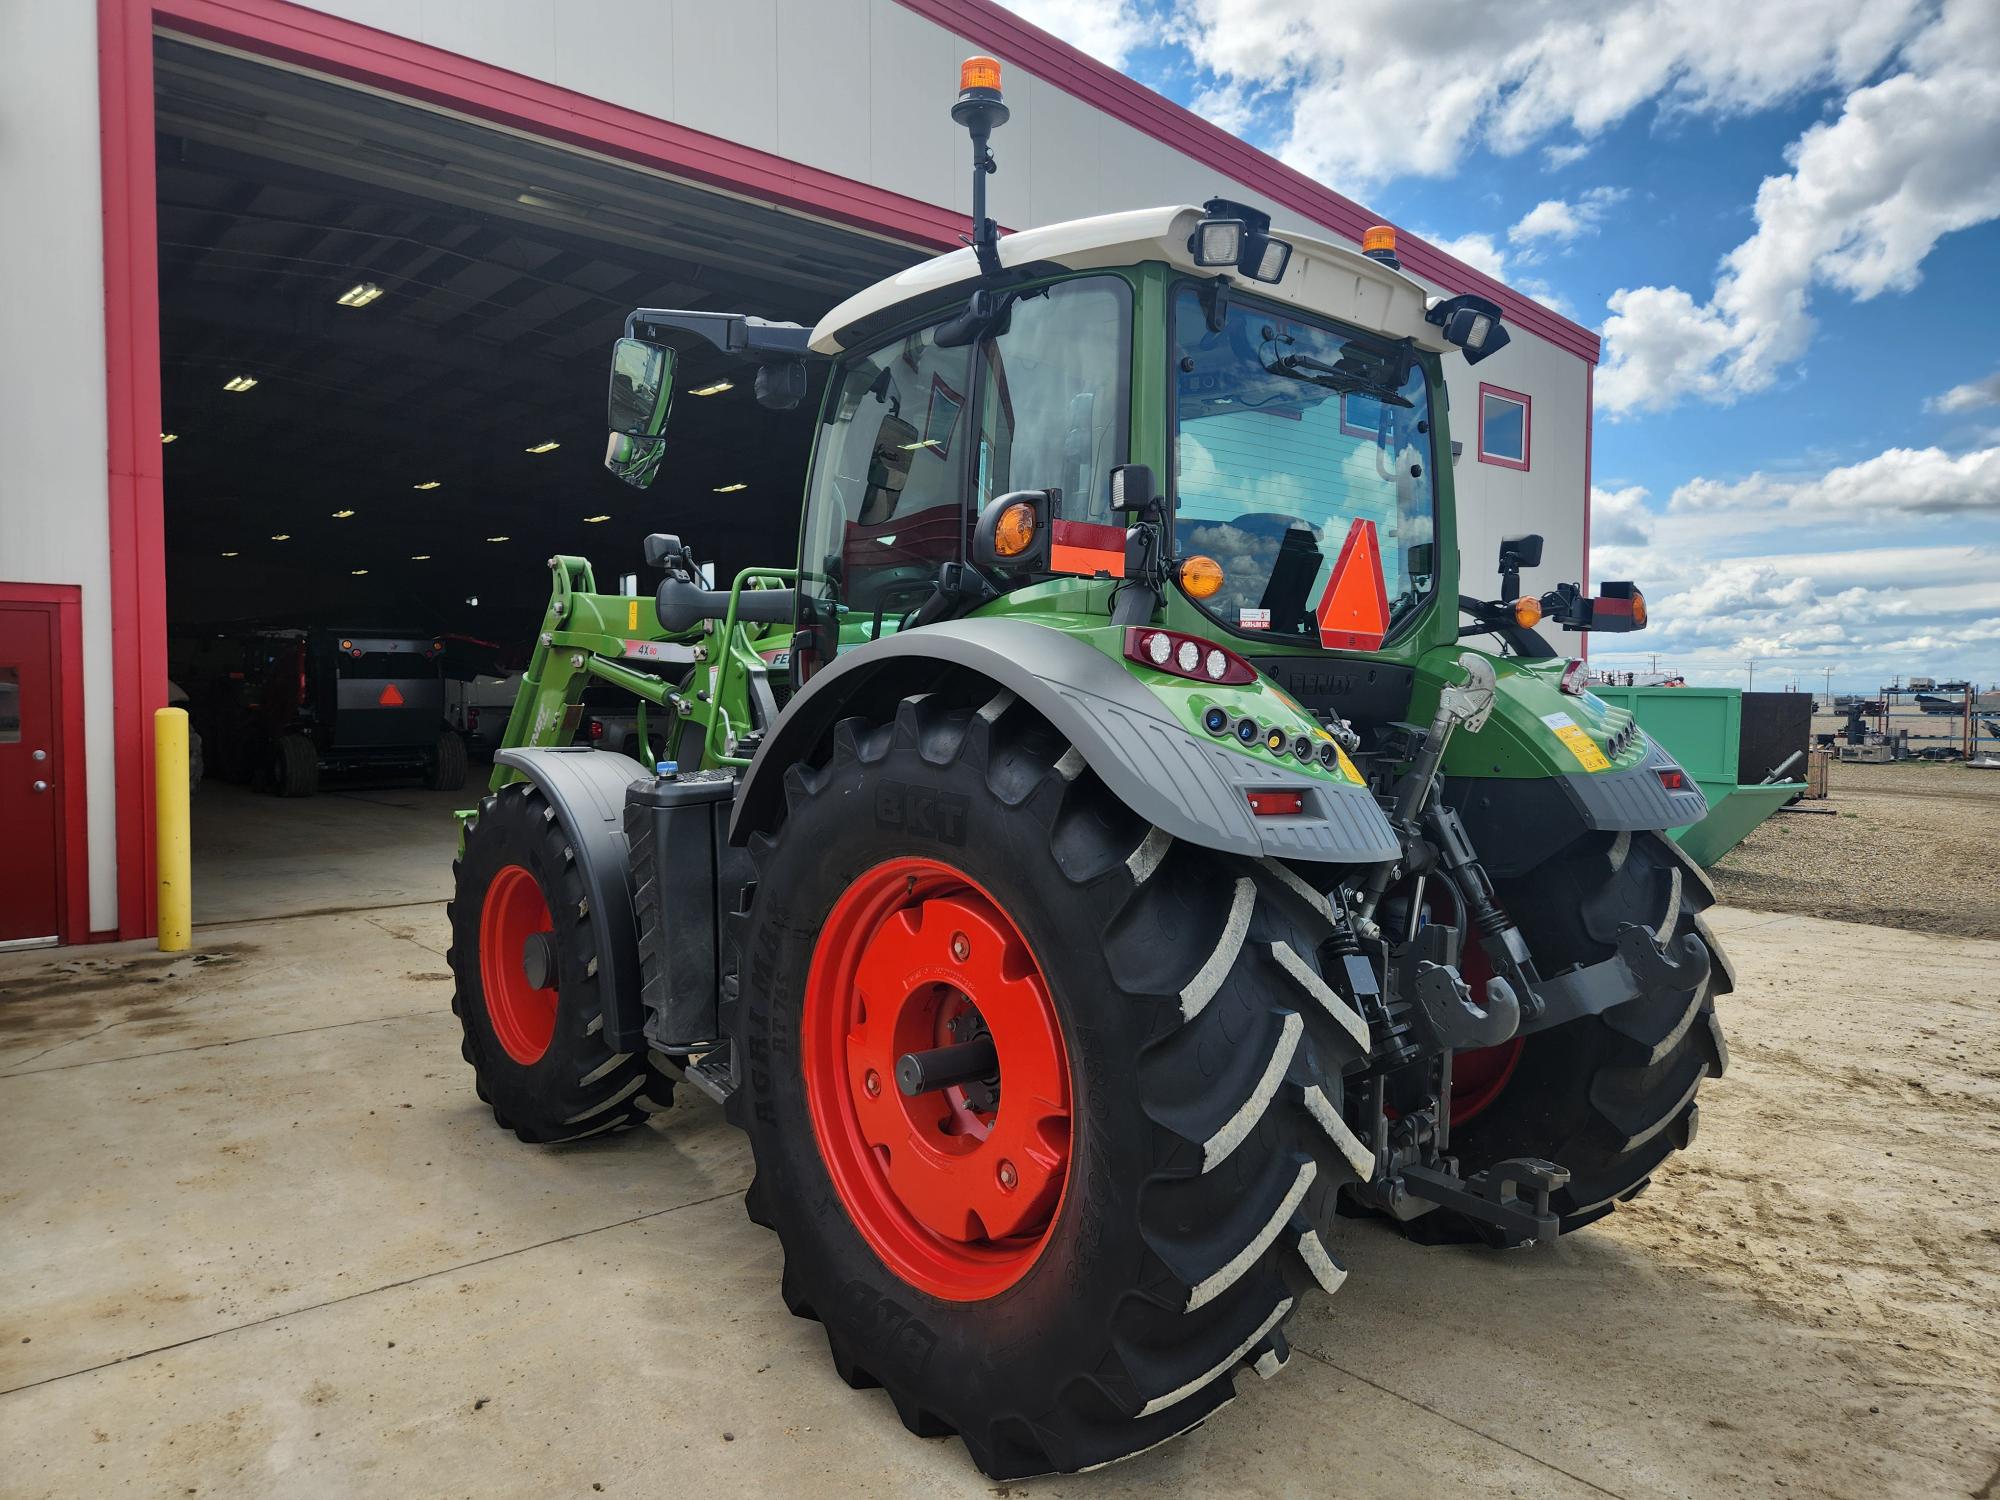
[377,683,406,707]
[1315,518,1390,651]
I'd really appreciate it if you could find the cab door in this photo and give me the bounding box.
[0,603,62,945]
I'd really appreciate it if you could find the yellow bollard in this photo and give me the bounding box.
[155,706,192,952]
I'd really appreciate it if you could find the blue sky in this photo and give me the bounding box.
[1000,0,2000,691]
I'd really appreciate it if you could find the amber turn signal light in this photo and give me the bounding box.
[1511,597,1543,628]
[1178,554,1225,599]
[993,500,1037,557]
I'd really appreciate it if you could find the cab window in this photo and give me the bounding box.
[975,276,1130,526]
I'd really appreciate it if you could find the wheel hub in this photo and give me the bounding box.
[480,863,559,1065]
[803,857,1071,1301]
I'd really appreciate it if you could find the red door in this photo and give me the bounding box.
[0,606,61,943]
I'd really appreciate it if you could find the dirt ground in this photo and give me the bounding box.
[1710,758,2000,938]
[2,899,1996,1498]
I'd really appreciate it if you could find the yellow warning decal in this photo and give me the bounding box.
[628,598,640,630]
[1541,711,1611,772]
[1333,743,1365,785]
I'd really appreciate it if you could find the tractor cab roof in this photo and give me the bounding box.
[810,204,1456,357]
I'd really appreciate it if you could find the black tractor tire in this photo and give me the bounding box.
[426,729,469,791]
[447,779,673,1142]
[727,692,1374,1478]
[271,733,319,797]
[1421,828,1731,1241]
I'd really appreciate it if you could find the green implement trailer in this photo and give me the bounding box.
[448,56,1732,1480]
[1589,685,1806,866]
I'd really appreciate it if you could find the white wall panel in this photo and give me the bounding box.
[672,0,778,154]
[776,0,873,183]
[418,0,556,81]
[553,0,676,122]
[1023,75,1102,227]
[866,1,963,209]
[0,0,117,930]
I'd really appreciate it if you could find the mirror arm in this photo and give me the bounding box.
[624,308,819,361]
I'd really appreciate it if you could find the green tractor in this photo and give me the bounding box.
[448,57,1730,1478]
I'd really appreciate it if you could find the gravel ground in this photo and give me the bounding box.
[1710,759,2000,938]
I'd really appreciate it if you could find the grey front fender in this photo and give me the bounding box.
[729,618,1399,865]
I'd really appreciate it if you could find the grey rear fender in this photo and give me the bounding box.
[729,617,1399,865]
[491,746,651,1050]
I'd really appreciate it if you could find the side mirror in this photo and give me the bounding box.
[1406,542,1435,579]
[972,489,1054,572]
[1498,533,1543,571]
[607,337,675,437]
[754,359,808,411]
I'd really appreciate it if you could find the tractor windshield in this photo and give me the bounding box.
[1171,286,1437,644]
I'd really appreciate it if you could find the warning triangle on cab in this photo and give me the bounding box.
[1315,518,1390,651]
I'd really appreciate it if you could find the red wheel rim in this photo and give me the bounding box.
[1445,910,1524,1126]
[803,856,1072,1302]
[480,863,559,1065]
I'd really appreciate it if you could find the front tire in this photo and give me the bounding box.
[426,729,468,791]
[729,693,1374,1477]
[272,732,318,797]
[448,780,672,1142]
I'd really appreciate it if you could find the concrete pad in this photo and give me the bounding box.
[3,1194,1602,1499]
[3,905,1996,1497]
[191,781,470,925]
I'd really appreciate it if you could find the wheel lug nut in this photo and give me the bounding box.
[864,1069,881,1097]
[951,931,971,963]
[997,1159,1017,1191]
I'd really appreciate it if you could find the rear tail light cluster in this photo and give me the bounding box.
[588,718,607,741]
[1559,659,1589,695]
[1657,767,1687,791]
[1124,626,1255,685]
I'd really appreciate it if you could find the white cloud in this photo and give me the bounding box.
[1930,370,2000,413]
[1508,186,1626,246]
[1598,0,2000,414]
[996,0,1147,67]
[1170,0,1926,191]
[1591,483,1654,546]
[1586,444,2000,685]
[1667,445,2000,519]
[1424,230,1509,281]
[1542,142,1592,171]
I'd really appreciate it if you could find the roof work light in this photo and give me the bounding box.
[1189,198,1293,284]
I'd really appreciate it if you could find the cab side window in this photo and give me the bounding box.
[975,277,1130,526]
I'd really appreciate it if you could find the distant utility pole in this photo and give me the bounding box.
[1745,657,1757,691]
[1823,666,1834,703]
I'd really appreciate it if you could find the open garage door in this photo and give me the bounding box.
[154,37,921,922]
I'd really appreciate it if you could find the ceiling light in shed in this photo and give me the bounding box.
[524,440,561,454]
[336,282,384,308]
[714,482,747,493]
[690,380,735,397]
[584,514,610,523]
[161,432,178,444]
[332,509,356,519]
[413,480,442,491]
[223,375,258,392]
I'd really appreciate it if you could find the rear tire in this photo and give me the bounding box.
[728,693,1373,1477]
[272,733,318,797]
[448,780,672,1142]
[426,729,468,791]
[1425,830,1730,1239]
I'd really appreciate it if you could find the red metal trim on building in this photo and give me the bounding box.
[0,585,91,945]
[100,0,167,940]
[1581,363,1594,662]
[1475,382,1533,472]
[893,0,1601,364]
[154,0,972,251]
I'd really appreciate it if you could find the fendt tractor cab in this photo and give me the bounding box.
[448,58,1730,1478]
